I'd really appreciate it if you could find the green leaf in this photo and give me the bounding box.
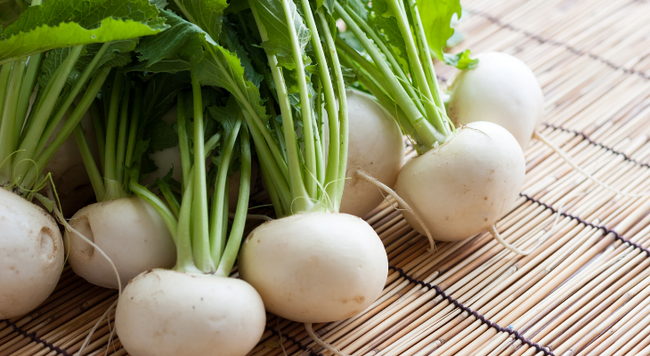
[195,41,268,123]
[220,18,264,87]
[37,40,136,112]
[225,0,250,15]
[254,0,310,70]
[372,12,409,73]
[130,59,193,73]
[0,0,167,64]
[173,0,228,40]
[3,0,166,37]
[0,19,162,66]
[208,96,241,132]
[141,71,191,122]
[316,0,334,12]
[147,120,179,151]
[442,49,477,70]
[415,0,462,61]
[136,9,206,67]
[342,0,369,20]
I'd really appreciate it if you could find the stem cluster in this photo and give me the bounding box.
[335,0,455,153]
[246,0,349,216]
[0,45,112,198]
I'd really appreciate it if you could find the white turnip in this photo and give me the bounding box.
[339,89,405,217]
[447,52,544,149]
[238,1,390,334]
[395,121,525,241]
[239,212,388,323]
[114,76,266,356]
[115,269,265,356]
[66,196,176,289]
[0,188,64,319]
[66,74,179,289]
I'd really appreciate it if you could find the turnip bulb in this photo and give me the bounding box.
[115,269,266,356]
[340,89,405,217]
[447,52,544,149]
[395,121,525,242]
[0,189,64,318]
[66,196,176,289]
[238,213,388,323]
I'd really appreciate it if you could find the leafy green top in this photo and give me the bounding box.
[0,0,168,64]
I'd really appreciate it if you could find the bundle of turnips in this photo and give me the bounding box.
[115,79,266,356]
[229,0,390,327]
[1,0,561,354]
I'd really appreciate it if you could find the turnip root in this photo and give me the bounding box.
[395,121,525,241]
[447,52,544,149]
[340,90,404,217]
[115,269,265,356]
[0,188,64,319]
[66,196,176,289]
[238,212,388,323]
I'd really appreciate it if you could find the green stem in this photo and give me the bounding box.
[90,101,106,170]
[15,54,41,137]
[177,93,191,191]
[13,45,84,178]
[124,81,143,184]
[249,0,312,214]
[283,0,317,200]
[0,64,12,184]
[74,123,105,201]
[301,2,339,208]
[209,114,242,267]
[342,5,425,115]
[174,169,200,273]
[35,43,112,161]
[385,0,448,137]
[313,79,325,192]
[157,181,180,218]
[0,64,12,121]
[318,12,348,211]
[215,125,251,277]
[103,72,125,186]
[204,44,289,186]
[337,50,422,151]
[20,66,111,192]
[334,4,443,148]
[405,0,445,111]
[0,58,26,182]
[129,180,178,244]
[115,79,131,188]
[190,68,213,273]
[204,132,221,157]
[335,38,391,97]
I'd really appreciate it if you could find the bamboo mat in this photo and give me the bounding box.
[4,0,650,354]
